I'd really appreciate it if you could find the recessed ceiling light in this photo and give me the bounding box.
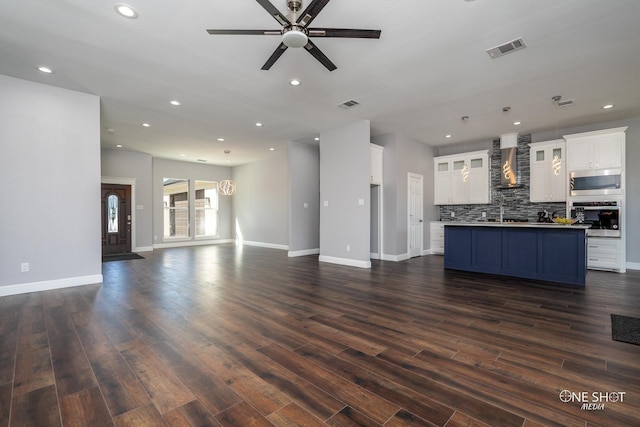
[37,66,53,74]
[513,121,522,126]
[142,123,150,127]
[217,138,225,142]
[170,100,181,106]
[180,153,186,157]
[603,104,614,109]
[114,3,138,19]
[256,122,263,127]
[269,147,275,151]
[116,144,123,148]
[445,134,452,139]
[314,137,320,141]
[289,79,301,86]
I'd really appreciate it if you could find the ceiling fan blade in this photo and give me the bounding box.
[304,39,336,71]
[255,0,291,26]
[261,42,288,70]
[308,28,381,39]
[297,0,331,27]
[207,29,282,36]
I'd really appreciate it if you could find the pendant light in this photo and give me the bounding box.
[219,150,236,196]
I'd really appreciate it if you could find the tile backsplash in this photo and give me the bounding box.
[438,133,566,222]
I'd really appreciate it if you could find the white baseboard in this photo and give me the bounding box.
[288,248,320,257]
[134,246,154,253]
[154,239,233,249]
[381,253,410,262]
[625,261,640,271]
[319,255,371,268]
[241,241,289,251]
[0,274,103,297]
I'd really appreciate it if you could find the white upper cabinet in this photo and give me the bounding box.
[529,139,566,202]
[370,143,383,185]
[434,150,489,205]
[565,127,626,171]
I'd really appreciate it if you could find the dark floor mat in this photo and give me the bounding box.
[102,253,145,262]
[611,314,640,345]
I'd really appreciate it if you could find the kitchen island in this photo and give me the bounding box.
[444,223,589,286]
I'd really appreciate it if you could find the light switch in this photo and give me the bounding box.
[303,202,308,208]
[323,201,329,207]
[358,198,365,206]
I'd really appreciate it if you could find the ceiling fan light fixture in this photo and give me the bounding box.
[282,27,308,48]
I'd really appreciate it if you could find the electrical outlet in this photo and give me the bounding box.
[21,262,29,272]
[450,212,455,218]
[346,245,351,252]
[482,212,487,218]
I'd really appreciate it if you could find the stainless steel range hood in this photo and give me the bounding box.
[498,133,521,188]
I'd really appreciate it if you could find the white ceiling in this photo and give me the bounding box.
[2,0,639,166]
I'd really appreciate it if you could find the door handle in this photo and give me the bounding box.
[419,219,423,222]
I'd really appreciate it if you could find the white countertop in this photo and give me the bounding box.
[443,222,590,229]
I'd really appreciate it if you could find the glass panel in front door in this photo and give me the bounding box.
[107,194,118,233]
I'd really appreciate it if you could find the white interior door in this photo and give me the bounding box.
[408,173,423,258]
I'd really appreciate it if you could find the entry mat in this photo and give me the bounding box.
[611,314,640,346]
[102,252,145,262]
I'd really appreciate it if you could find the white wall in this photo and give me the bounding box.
[101,148,154,251]
[320,120,371,267]
[288,141,320,255]
[0,75,101,295]
[372,132,437,259]
[233,149,289,248]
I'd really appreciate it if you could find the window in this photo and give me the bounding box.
[163,178,189,238]
[195,180,218,237]
[107,194,118,233]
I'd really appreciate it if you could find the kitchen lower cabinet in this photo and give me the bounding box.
[587,237,625,272]
[430,222,445,254]
[444,224,588,286]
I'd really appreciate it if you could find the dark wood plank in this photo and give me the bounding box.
[163,400,220,427]
[59,386,114,427]
[326,406,382,426]
[0,382,11,427]
[10,385,61,427]
[266,402,327,426]
[119,339,195,414]
[113,404,168,427]
[215,401,273,427]
[12,331,54,396]
[148,340,242,415]
[49,333,97,397]
[88,349,152,417]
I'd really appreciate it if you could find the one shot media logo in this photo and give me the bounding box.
[559,390,626,411]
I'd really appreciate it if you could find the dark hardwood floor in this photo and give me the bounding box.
[1,244,639,426]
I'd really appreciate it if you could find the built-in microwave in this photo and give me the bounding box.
[569,168,622,196]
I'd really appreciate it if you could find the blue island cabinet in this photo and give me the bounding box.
[444,224,588,286]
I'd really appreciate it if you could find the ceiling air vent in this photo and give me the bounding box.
[487,37,527,58]
[338,99,361,109]
[556,99,575,108]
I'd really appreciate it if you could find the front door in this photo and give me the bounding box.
[101,184,132,255]
[408,173,423,258]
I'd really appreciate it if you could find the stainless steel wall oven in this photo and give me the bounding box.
[569,200,621,237]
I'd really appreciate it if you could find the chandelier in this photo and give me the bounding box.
[219,150,236,196]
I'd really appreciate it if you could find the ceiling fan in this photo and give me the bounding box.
[206,0,381,71]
